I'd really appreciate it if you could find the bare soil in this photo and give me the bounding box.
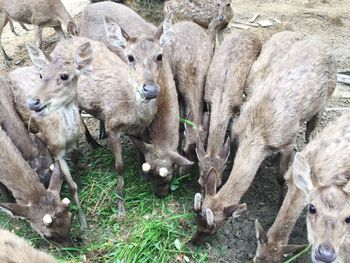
[1,0,349,262]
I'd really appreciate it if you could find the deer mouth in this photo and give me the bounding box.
[34,103,51,117]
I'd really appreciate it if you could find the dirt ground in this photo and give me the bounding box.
[0,0,349,262]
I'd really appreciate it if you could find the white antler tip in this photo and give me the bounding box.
[62,198,71,207]
[43,214,53,225]
[49,164,55,171]
[142,163,151,172]
[159,167,168,177]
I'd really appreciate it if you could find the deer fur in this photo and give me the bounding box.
[79,2,156,61]
[197,31,261,188]
[0,0,78,66]
[192,37,337,243]
[102,17,193,199]
[0,229,57,263]
[254,113,350,263]
[0,76,53,187]
[8,41,94,228]
[164,0,233,42]
[0,126,72,244]
[162,17,225,161]
[245,31,305,97]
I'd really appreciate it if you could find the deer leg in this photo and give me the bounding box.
[34,25,43,48]
[109,132,125,215]
[8,19,19,36]
[80,117,101,149]
[99,121,107,139]
[0,13,11,67]
[70,149,81,188]
[20,23,30,31]
[58,158,88,229]
[305,112,320,144]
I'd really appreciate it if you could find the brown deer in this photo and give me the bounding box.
[192,37,337,243]
[0,126,72,244]
[0,229,57,262]
[164,0,233,42]
[8,41,94,228]
[254,113,350,263]
[79,2,156,61]
[102,16,193,198]
[245,31,305,97]
[0,76,53,187]
[162,16,227,162]
[196,31,261,189]
[0,0,78,66]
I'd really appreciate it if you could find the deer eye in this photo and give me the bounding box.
[39,73,43,79]
[226,3,230,6]
[345,216,350,224]
[308,204,316,214]
[217,3,220,6]
[156,54,163,62]
[127,55,135,63]
[60,74,69,81]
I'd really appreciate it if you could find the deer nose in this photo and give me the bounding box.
[218,15,224,21]
[315,244,336,263]
[141,83,160,100]
[27,98,41,111]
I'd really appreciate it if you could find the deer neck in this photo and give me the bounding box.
[215,135,267,207]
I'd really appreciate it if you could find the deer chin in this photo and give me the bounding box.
[34,102,51,117]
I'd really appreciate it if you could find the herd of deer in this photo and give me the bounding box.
[0,0,348,262]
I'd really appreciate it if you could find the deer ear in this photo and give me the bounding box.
[67,21,78,36]
[104,15,129,49]
[205,168,217,196]
[159,14,173,46]
[169,151,194,166]
[0,203,29,219]
[224,203,247,218]
[219,137,231,163]
[131,137,154,154]
[255,219,268,245]
[26,43,49,69]
[75,42,93,71]
[293,152,313,194]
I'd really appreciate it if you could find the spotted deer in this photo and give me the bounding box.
[102,17,194,198]
[164,0,233,42]
[0,76,53,187]
[0,0,78,66]
[254,113,350,263]
[0,127,72,244]
[161,16,226,162]
[196,31,261,189]
[8,41,94,228]
[0,229,58,262]
[245,31,305,97]
[192,37,337,243]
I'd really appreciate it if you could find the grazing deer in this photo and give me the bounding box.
[164,0,233,42]
[79,2,156,60]
[192,37,336,243]
[8,41,94,228]
[162,16,227,162]
[245,31,305,97]
[0,0,78,66]
[0,229,57,263]
[0,127,72,244]
[254,113,350,263]
[196,31,261,188]
[0,76,53,187]
[102,16,193,198]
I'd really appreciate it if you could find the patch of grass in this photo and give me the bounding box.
[1,141,207,262]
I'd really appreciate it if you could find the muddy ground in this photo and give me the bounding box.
[0,0,349,262]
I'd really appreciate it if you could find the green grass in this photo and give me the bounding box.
[0,142,208,262]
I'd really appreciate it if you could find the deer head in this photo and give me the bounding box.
[26,42,93,117]
[132,137,193,197]
[0,162,72,245]
[215,0,233,24]
[191,168,246,244]
[292,152,350,263]
[104,16,171,101]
